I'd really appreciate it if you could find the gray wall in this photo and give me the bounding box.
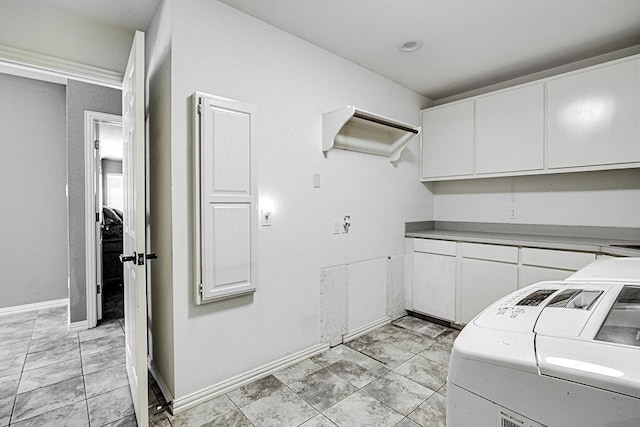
[0,73,68,308]
[66,80,121,323]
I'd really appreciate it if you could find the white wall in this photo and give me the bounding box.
[158,0,432,398]
[0,0,133,73]
[146,0,175,394]
[433,169,640,227]
[0,73,68,308]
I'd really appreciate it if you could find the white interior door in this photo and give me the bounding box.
[121,30,148,426]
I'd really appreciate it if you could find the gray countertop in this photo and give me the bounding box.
[405,222,640,257]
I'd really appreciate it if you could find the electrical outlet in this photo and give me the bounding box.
[509,207,517,219]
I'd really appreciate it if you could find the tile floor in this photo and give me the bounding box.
[0,306,136,426]
[2,307,458,427]
[150,315,458,427]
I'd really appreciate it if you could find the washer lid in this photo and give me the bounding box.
[536,335,640,399]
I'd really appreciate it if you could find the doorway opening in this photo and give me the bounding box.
[85,111,124,327]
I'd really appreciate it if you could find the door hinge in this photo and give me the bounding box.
[197,102,202,115]
[97,284,101,294]
[96,212,100,222]
[94,139,100,150]
[198,283,203,295]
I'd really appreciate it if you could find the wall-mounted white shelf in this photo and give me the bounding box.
[322,106,420,162]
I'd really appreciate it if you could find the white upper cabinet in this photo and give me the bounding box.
[475,83,544,174]
[421,100,474,179]
[546,59,640,169]
[420,54,640,181]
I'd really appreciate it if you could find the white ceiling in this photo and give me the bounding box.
[35,0,640,100]
[218,0,640,100]
[34,0,160,32]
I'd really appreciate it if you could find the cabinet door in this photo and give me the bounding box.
[475,84,544,174]
[547,59,640,169]
[421,101,474,179]
[412,252,456,321]
[459,259,518,324]
[518,266,574,289]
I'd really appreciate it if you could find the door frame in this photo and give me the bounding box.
[84,111,123,328]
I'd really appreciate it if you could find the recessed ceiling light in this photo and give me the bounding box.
[399,39,423,52]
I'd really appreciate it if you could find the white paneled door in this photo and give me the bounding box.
[121,30,148,427]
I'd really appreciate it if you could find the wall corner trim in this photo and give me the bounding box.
[170,343,329,415]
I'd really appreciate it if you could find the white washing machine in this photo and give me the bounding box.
[447,257,640,427]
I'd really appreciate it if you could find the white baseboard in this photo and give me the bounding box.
[0,298,68,317]
[343,316,392,343]
[171,343,329,415]
[68,320,89,332]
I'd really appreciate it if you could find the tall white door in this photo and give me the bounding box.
[121,30,148,426]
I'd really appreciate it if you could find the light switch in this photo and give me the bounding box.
[262,210,272,226]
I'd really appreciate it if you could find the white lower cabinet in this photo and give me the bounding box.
[412,240,456,322]
[409,239,601,325]
[519,248,596,289]
[459,243,519,324]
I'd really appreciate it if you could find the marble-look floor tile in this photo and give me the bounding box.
[272,359,323,385]
[0,373,20,400]
[325,358,381,389]
[0,337,30,360]
[289,368,357,411]
[84,363,129,398]
[0,325,32,343]
[407,392,446,427]
[227,375,284,407]
[169,395,236,427]
[323,391,404,427]
[103,413,138,426]
[396,417,421,427]
[82,345,125,375]
[437,382,448,397]
[18,358,82,394]
[28,333,78,354]
[331,345,388,376]
[23,341,79,372]
[361,371,434,416]
[300,414,337,426]
[240,386,317,427]
[79,319,124,342]
[345,325,398,352]
[9,400,88,427]
[0,396,13,427]
[12,377,85,423]
[394,355,447,393]
[311,346,346,368]
[0,353,25,377]
[87,385,134,426]
[80,333,125,357]
[384,327,435,354]
[349,339,415,369]
[201,409,252,427]
[393,317,449,339]
[419,339,453,366]
[437,328,461,346]
[150,411,172,427]
[36,306,67,320]
[0,311,38,326]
